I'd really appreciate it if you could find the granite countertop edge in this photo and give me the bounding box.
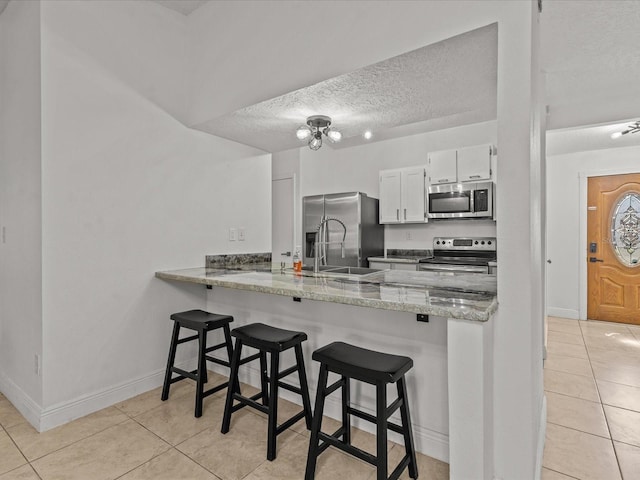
[155,266,497,323]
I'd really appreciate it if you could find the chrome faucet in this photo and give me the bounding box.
[314,217,347,273]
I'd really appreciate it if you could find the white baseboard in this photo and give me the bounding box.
[0,359,199,433]
[39,370,164,432]
[534,395,547,480]
[0,371,43,430]
[547,307,579,320]
[38,358,197,432]
[4,353,449,464]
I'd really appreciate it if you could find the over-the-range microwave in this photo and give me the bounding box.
[427,181,494,219]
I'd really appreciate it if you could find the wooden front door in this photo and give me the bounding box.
[587,173,640,324]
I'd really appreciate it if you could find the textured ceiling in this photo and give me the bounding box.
[541,0,640,129]
[193,24,498,153]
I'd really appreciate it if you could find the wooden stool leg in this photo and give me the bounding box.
[223,324,240,393]
[398,376,418,479]
[376,382,388,480]
[194,329,207,418]
[267,351,280,461]
[295,344,313,430]
[221,339,243,434]
[260,351,269,407]
[341,375,351,444]
[305,364,329,480]
[161,322,180,401]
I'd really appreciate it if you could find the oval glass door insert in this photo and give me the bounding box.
[610,191,640,267]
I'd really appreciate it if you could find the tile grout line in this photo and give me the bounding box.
[15,414,132,465]
[579,320,625,480]
[542,466,581,480]
[0,417,31,471]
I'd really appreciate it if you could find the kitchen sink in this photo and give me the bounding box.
[300,265,381,276]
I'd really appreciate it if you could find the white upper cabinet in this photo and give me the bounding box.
[379,169,402,223]
[428,149,457,184]
[428,144,493,184]
[379,166,427,224]
[457,144,492,182]
[401,166,427,222]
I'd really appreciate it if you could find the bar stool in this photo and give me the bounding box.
[161,309,238,418]
[305,342,418,480]
[221,323,313,461]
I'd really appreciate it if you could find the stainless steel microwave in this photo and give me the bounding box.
[427,181,494,219]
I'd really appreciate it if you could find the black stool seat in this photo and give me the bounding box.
[161,309,237,418]
[312,342,413,384]
[306,342,418,480]
[222,323,313,461]
[232,323,308,351]
[170,310,233,331]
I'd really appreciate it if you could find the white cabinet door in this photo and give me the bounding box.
[393,263,418,271]
[369,261,417,271]
[428,150,457,184]
[401,166,426,222]
[379,170,402,223]
[457,144,492,182]
[369,261,391,270]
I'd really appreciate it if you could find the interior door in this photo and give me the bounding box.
[272,177,294,267]
[587,173,640,324]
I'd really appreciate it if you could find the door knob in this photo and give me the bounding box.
[546,259,552,264]
[589,257,604,263]
[281,251,292,257]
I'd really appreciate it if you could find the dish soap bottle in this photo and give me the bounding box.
[293,247,302,273]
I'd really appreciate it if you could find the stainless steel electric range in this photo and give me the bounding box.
[418,237,497,274]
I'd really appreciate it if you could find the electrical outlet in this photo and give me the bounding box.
[238,228,245,241]
[406,231,412,240]
[229,228,237,241]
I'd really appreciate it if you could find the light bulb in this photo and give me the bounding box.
[326,129,342,143]
[309,135,322,150]
[296,125,312,140]
[611,131,623,139]
[363,130,373,140]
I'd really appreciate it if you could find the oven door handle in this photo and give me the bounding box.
[419,264,488,274]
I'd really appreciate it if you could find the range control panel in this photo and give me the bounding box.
[433,237,497,251]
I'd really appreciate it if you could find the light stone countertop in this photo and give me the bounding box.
[155,265,498,322]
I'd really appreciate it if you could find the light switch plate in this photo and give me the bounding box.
[229,228,237,241]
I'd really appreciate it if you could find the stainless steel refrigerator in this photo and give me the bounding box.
[302,192,384,268]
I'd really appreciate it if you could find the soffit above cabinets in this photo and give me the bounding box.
[192,23,498,153]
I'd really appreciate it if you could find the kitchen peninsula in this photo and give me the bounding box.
[156,262,497,479]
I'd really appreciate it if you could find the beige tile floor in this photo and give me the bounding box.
[3,316,638,480]
[0,372,448,479]
[542,316,640,480]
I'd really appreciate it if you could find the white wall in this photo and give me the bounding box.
[38,0,271,424]
[191,2,545,478]
[546,143,640,319]
[298,121,497,251]
[0,0,44,415]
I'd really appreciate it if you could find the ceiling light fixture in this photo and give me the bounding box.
[611,120,640,139]
[363,130,373,140]
[296,115,341,150]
